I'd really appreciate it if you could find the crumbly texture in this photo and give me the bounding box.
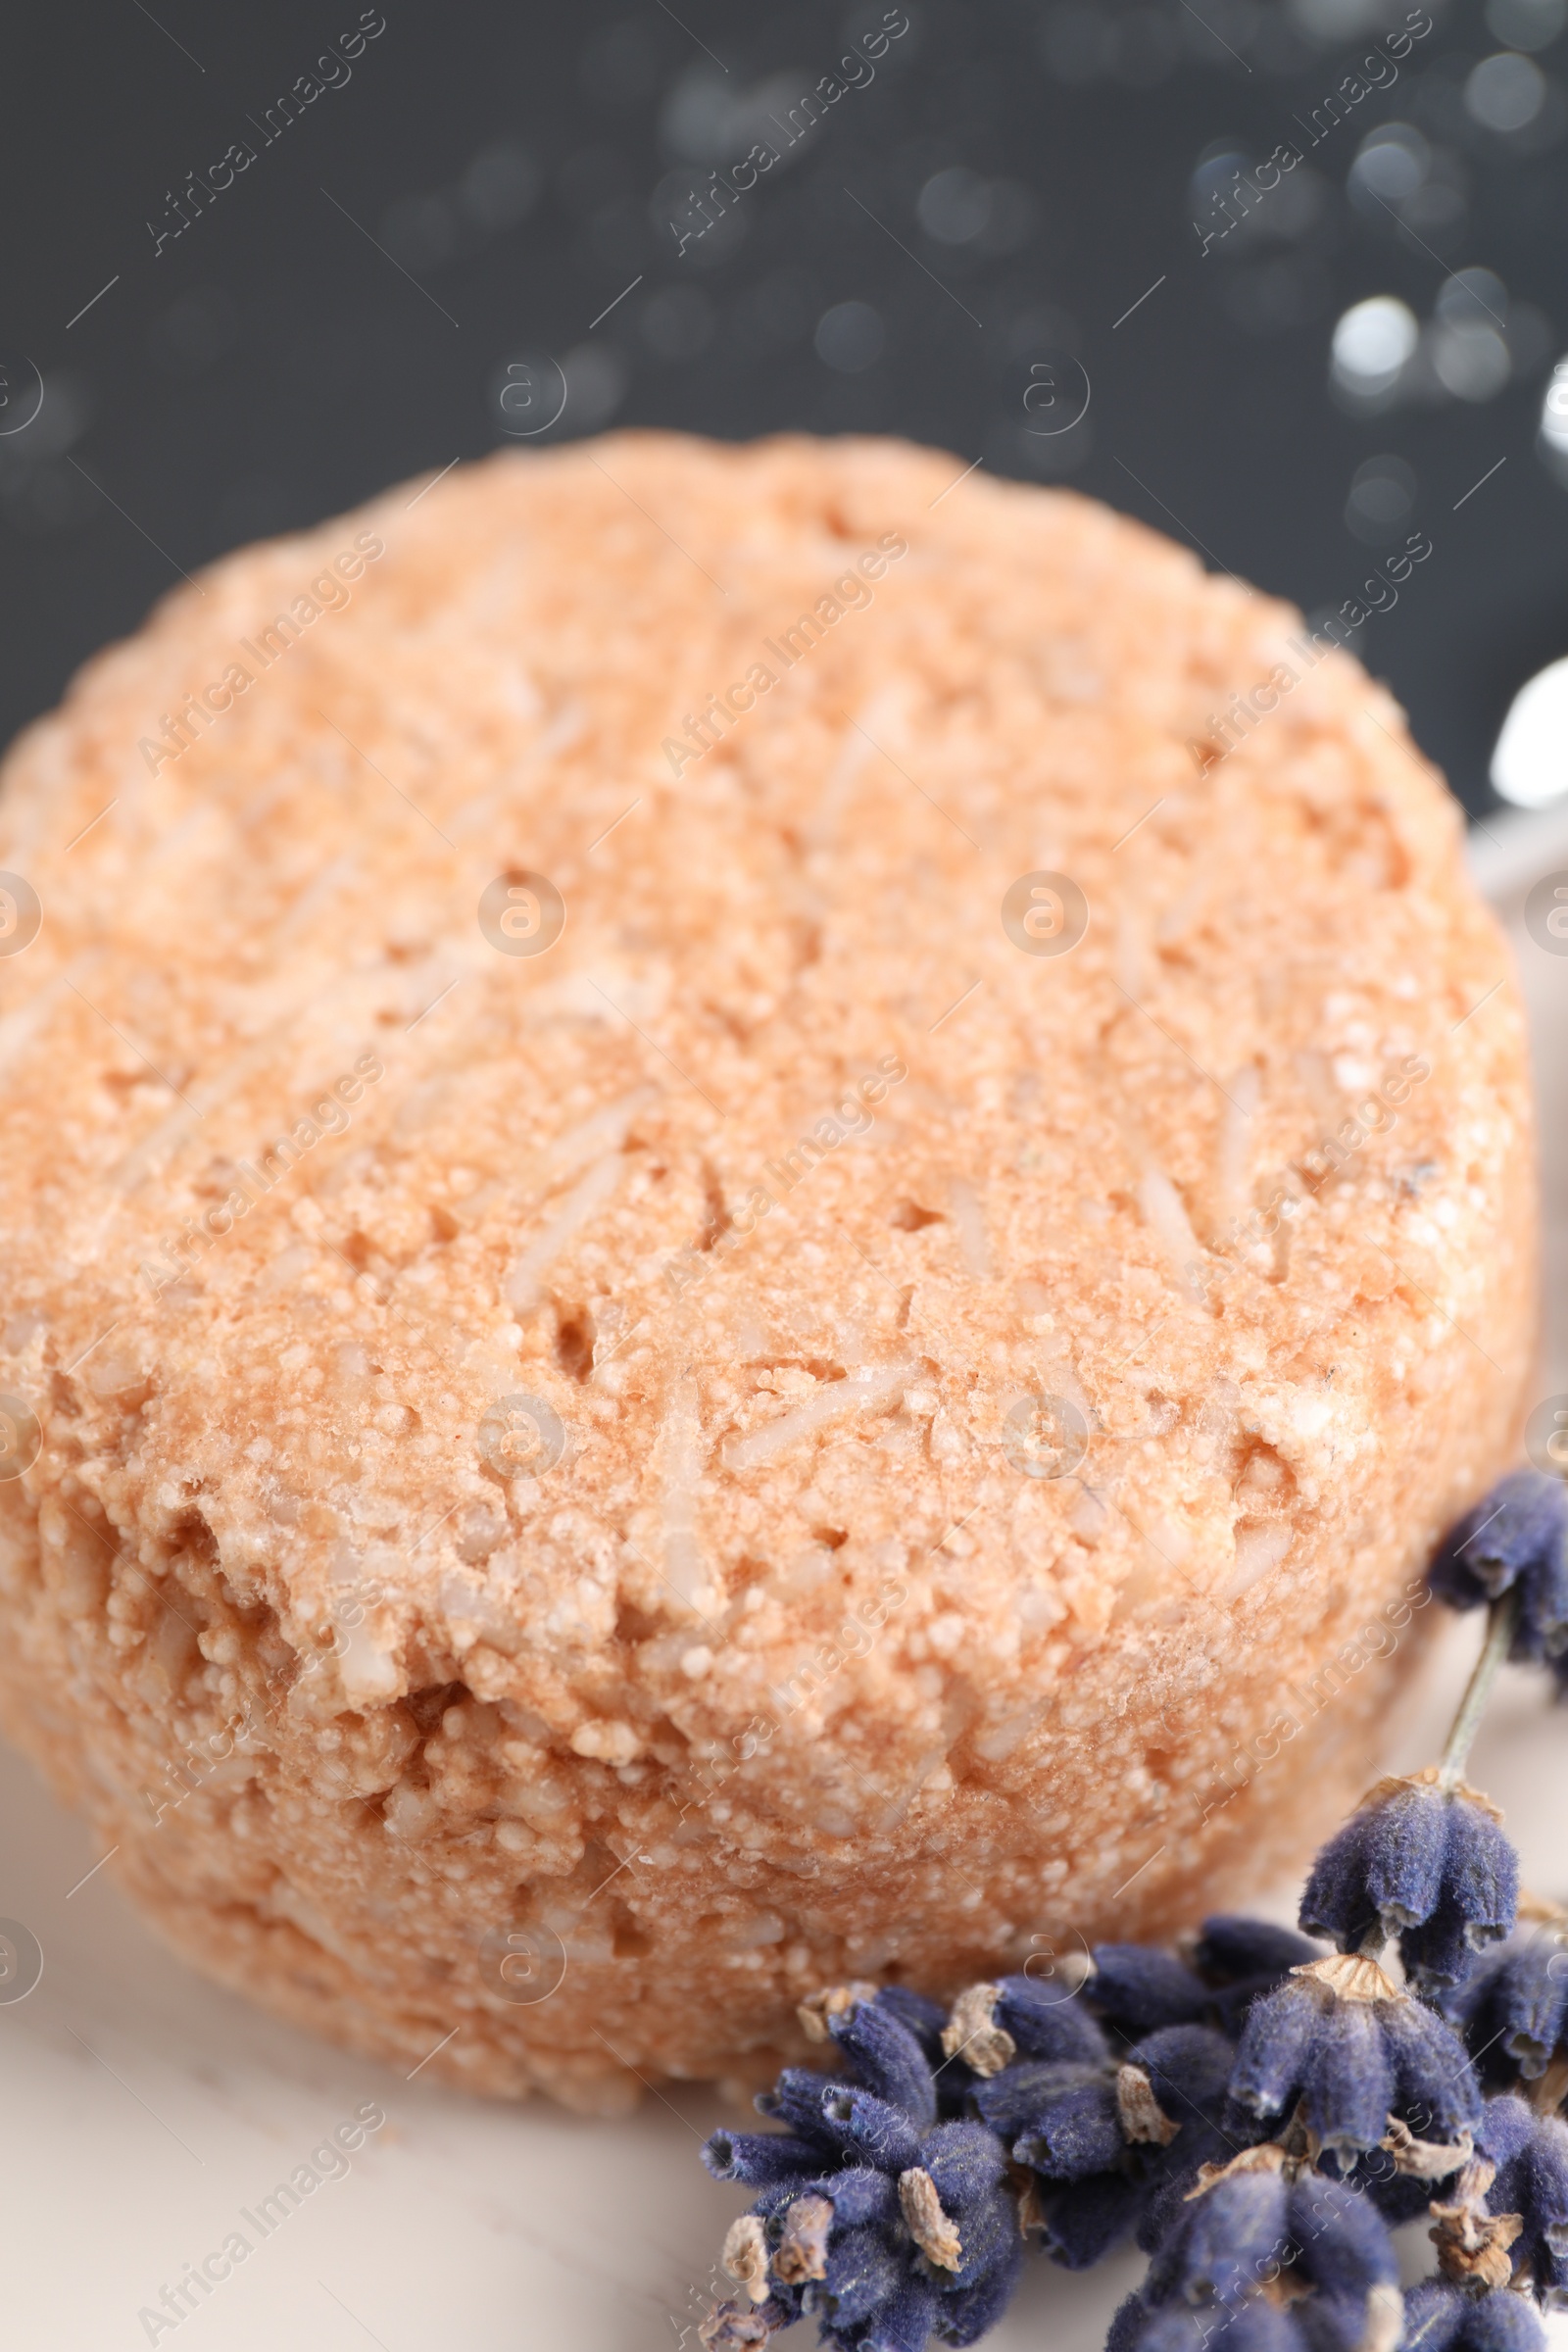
[0,432,1535,2110]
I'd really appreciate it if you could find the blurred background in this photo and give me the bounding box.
[6,0,1568,818]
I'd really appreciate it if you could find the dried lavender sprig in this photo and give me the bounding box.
[694,1499,1554,2352]
[700,1986,1019,2350]
[1297,1591,1523,1991]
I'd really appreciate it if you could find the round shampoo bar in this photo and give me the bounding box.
[0,433,1534,2108]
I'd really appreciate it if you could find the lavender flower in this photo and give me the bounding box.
[1006,1921,1317,2056]
[942,1980,1122,2268]
[862,1983,981,2119]
[936,1977,1181,2270]
[1444,1927,1568,2090]
[1401,2279,1547,2351]
[969,2018,1242,2271]
[940,1972,1120,2078]
[702,1985,1020,2350]
[1435,2094,1568,2304]
[1083,1945,1213,2035]
[1190,1917,1324,2032]
[1193,1918,1322,1984]
[1298,1771,1518,1991]
[982,1926,1302,2057]
[1228,1954,1482,2167]
[1341,2103,1478,2232]
[1143,2159,1291,2309]
[1113,2148,1400,2352]
[1167,2160,1396,2304]
[1432,1471,1568,1666]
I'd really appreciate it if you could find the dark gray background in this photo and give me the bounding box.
[5,0,1562,815]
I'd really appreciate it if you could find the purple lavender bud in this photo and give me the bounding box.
[1446,1930,1568,2086]
[813,2225,904,2328]
[1013,2078,1125,2181]
[702,2129,828,2185]
[819,2084,926,2174]
[1432,1470,1568,1664]
[1040,2171,1150,2271]
[748,2177,815,2224]
[1108,2292,1152,2352]
[820,1999,938,2127]
[1398,1810,1519,1993]
[942,2179,1023,2293]
[1443,1804,1521,1958]
[921,2120,1009,2205]
[1136,2024,1238,2118]
[1299,1775,1518,1991]
[1107,2294,1149,2352]
[1126,2030,1267,2255]
[1134,2159,1399,2352]
[992,1973,1113,2065]
[1475,2087,1545,2170]
[933,2239,1024,2345]
[1379,1989,1485,2140]
[970,2056,1109,2143]
[1286,2171,1399,2301]
[1144,2165,1290,2307]
[1088,1944,1213,2034]
[1228,1973,1335,2125]
[1129,2057,1256,2257]
[808,2165,899,2229]
[756,2066,865,2150]
[1301,1780,1446,1948]
[849,2274,936,2352]
[1403,1888,1501,1996]
[1229,1956,1480,2166]
[978,2016,1244,2273]
[1479,2094,1568,2299]
[1195,1916,1322,1985]
[871,1984,979,2115]
[871,1983,951,2056]
[1402,2278,1547,2351]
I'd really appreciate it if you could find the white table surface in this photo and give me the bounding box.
[5,803,1568,2352]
